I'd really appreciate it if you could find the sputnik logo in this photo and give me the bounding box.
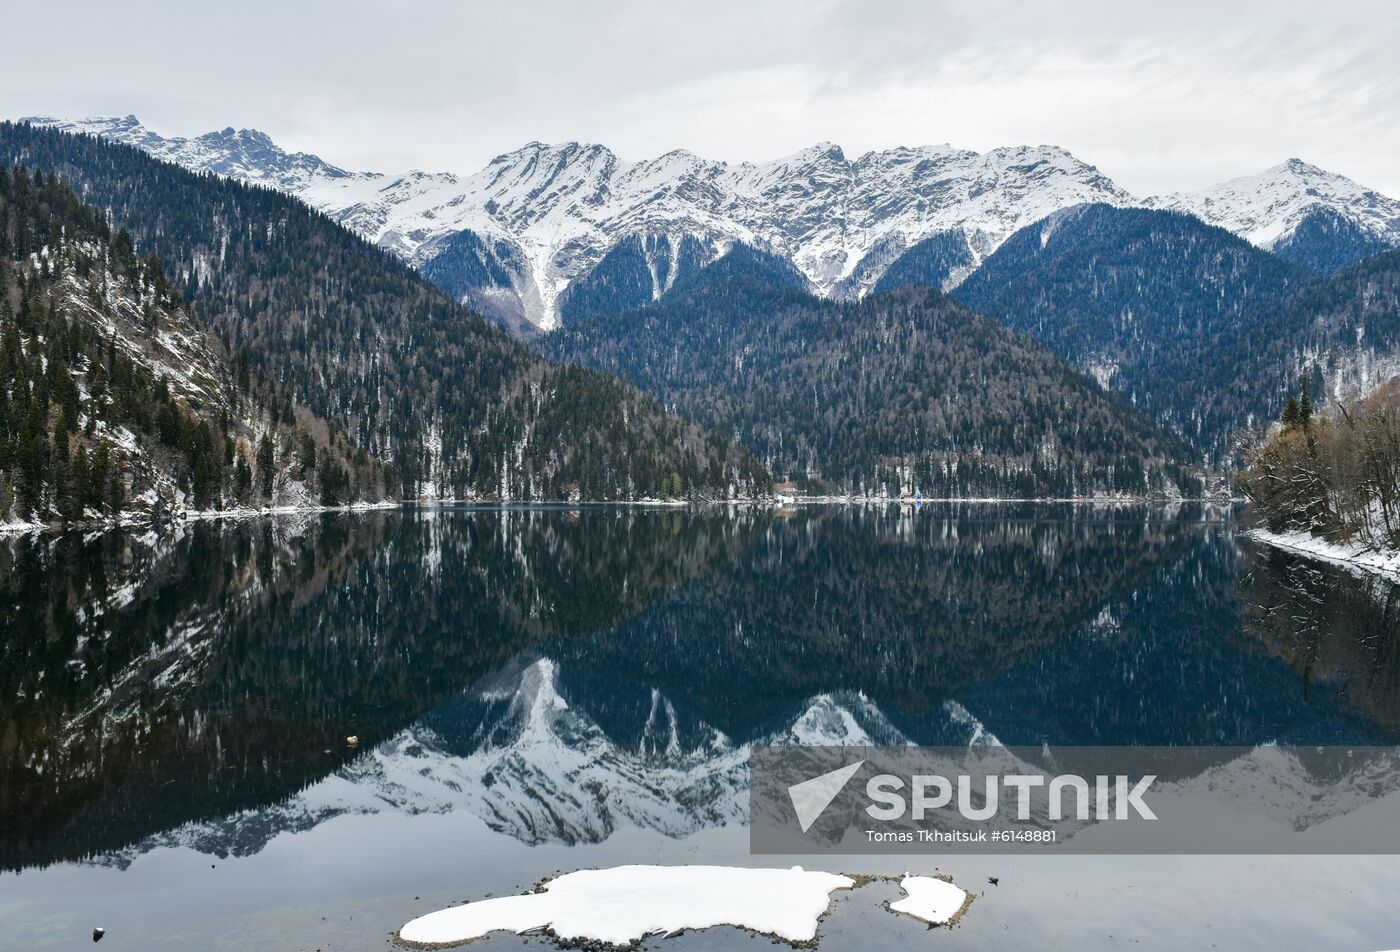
[787,760,865,832]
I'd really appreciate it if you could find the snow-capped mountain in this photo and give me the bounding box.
[22,116,1400,331]
[1148,159,1400,272]
[23,116,1132,331]
[25,114,363,192]
[1150,158,1400,246]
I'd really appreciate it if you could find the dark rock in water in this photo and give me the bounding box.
[92,927,106,942]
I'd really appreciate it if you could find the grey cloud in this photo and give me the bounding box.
[1,0,1398,196]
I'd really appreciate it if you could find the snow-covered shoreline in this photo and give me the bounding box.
[888,874,974,927]
[0,499,402,537]
[1247,526,1400,580]
[1,493,1240,538]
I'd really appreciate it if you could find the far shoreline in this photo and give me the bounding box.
[1,494,1243,538]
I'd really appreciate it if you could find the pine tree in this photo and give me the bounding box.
[257,433,275,500]
[233,455,252,503]
[90,444,110,511]
[68,445,89,519]
[300,433,316,477]
[18,400,47,516]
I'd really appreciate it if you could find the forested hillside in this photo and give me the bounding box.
[416,228,539,339]
[542,247,1194,498]
[0,164,384,524]
[953,203,1315,457]
[0,122,769,502]
[1203,247,1400,447]
[1270,206,1398,276]
[870,229,978,295]
[558,234,713,325]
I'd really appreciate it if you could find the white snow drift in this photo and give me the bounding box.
[1248,527,1400,581]
[397,865,854,946]
[397,866,971,947]
[889,875,970,925]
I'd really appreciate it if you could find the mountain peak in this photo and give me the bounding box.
[1259,157,1340,182]
[1149,157,1400,250]
[23,113,153,137]
[199,126,276,148]
[27,118,1140,328]
[488,140,617,169]
[984,142,1099,170]
[780,141,848,165]
[23,114,354,189]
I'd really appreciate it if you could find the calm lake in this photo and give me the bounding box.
[3,504,1400,951]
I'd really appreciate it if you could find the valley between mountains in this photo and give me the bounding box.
[5,117,1400,523]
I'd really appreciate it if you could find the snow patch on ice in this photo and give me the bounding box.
[888,875,970,926]
[397,865,854,947]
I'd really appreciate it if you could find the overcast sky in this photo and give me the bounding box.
[5,0,1398,195]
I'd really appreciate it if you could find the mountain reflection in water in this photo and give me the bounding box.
[1,504,1397,869]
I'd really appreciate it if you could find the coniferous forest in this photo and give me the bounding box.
[951,204,1315,458]
[0,165,386,521]
[543,247,1195,497]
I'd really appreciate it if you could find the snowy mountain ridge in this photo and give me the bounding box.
[22,116,1400,332]
[24,114,363,192]
[1147,158,1400,248]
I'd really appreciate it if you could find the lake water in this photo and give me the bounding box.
[3,504,1400,951]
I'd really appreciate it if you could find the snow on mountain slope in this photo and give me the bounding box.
[23,117,1131,331]
[305,137,1135,329]
[1148,158,1400,251]
[25,114,368,193]
[26,117,1400,331]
